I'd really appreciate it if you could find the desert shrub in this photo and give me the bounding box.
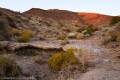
[0,56,21,77]
[9,28,20,40]
[10,28,33,42]
[64,48,79,65]
[48,48,79,71]
[18,30,33,42]
[102,31,116,44]
[82,26,95,37]
[48,52,64,71]
[58,35,67,40]
[102,27,120,44]
[0,20,11,40]
[111,17,120,25]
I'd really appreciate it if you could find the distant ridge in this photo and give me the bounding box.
[24,8,113,27]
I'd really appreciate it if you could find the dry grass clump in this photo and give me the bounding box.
[18,30,33,42]
[10,28,33,42]
[48,52,65,71]
[102,26,120,44]
[0,56,21,77]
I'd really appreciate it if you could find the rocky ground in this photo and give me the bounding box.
[0,7,120,80]
[0,32,120,80]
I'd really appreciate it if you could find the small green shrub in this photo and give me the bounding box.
[111,17,120,25]
[48,48,79,71]
[0,56,21,77]
[82,26,95,37]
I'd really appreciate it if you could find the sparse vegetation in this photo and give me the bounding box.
[66,25,95,40]
[48,48,81,71]
[0,56,21,77]
[64,48,79,65]
[10,28,33,42]
[18,30,33,42]
[48,52,64,71]
[102,26,120,44]
[111,17,120,25]
[82,26,95,37]
[58,35,67,40]
[0,20,11,40]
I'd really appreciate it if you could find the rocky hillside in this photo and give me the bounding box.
[0,7,120,41]
[24,8,113,28]
[23,8,119,40]
[0,8,33,29]
[0,7,120,80]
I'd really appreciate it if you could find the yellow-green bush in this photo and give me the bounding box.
[64,48,79,66]
[18,30,33,42]
[48,52,64,71]
[48,48,79,71]
[0,56,21,77]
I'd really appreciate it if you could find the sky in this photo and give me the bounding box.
[0,0,120,16]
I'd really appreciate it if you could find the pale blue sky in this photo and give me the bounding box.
[0,0,120,16]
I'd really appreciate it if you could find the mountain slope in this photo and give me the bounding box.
[24,8,113,28]
[0,7,119,40]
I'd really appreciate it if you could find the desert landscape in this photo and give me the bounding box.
[0,7,120,80]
